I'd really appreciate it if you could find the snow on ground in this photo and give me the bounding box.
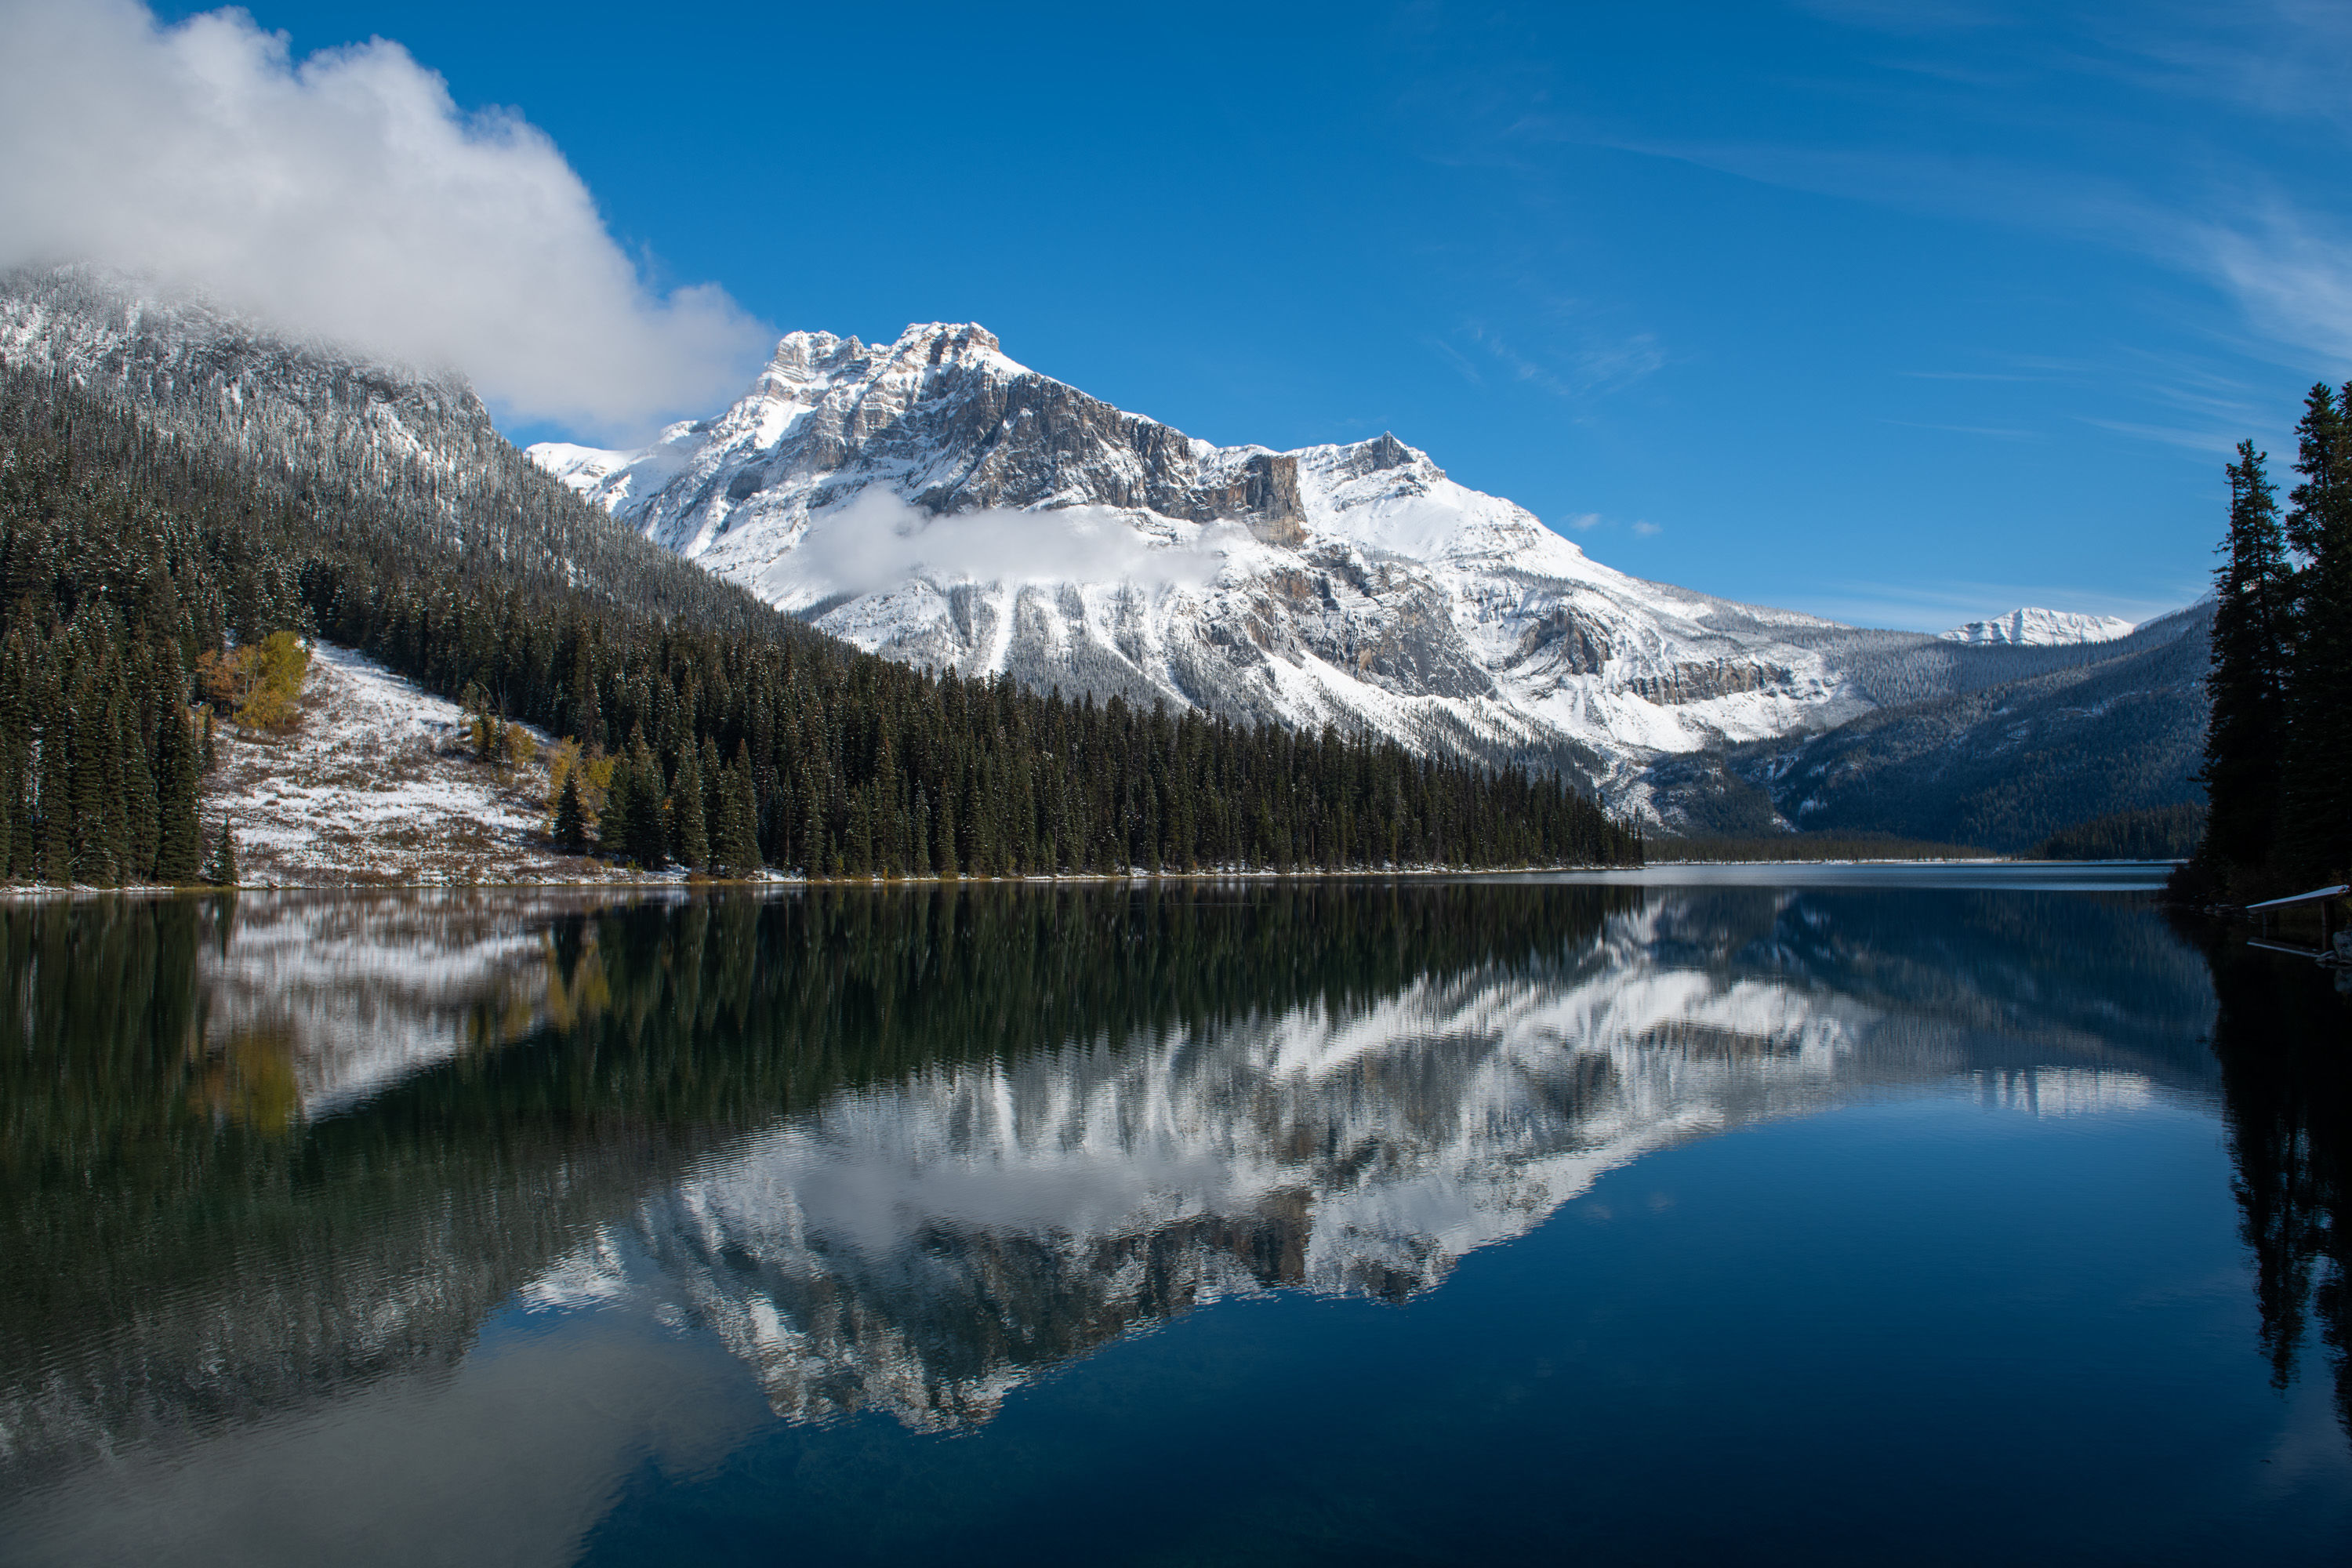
[203,644,652,887]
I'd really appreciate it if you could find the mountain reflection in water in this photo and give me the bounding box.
[1,875,2345,1562]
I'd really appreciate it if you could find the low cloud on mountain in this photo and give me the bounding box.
[0,0,767,435]
[768,490,1234,604]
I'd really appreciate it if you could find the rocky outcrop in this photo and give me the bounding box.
[1625,660,1791,706]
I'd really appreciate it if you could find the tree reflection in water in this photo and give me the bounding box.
[2198,926,2352,1439]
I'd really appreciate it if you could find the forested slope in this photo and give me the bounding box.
[0,274,1641,881]
[1642,604,2210,851]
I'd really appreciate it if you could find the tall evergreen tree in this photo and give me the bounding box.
[2281,383,2352,881]
[598,748,641,862]
[553,769,587,854]
[670,747,708,870]
[622,731,668,870]
[713,742,762,876]
[122,696,161,880]
[152,700,204,883]
[2195,441,2296,879]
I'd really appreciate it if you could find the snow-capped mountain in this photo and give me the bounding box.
[0,267,2205,834]
[1940,608,2136,647]
[533,323,1901,792]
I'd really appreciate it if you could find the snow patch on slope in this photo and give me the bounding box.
[206,644,637,887]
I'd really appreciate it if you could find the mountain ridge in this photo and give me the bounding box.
[534,319,2205,832]
[1940,608,2137,647]
[531,321,1926,800]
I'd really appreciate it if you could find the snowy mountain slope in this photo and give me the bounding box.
[532,324,1928,797]
[1940,608,2136,647]
[0,264,795,640]
[1658,601,2213,848]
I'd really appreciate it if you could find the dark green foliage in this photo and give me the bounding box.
[2279,386,2352,883]
[670,747,707,871]
[0,368,226,884]
[0,328,1641,882]
[2195,442,2294,876]
[206,822,236,886]
[620,731,668,871]
[553,771,586,855]
[151,699,203,883]
[597,746,647,865]
[2188,387,2352,898]
[2034,804,2205,862]
[712,743,762,877]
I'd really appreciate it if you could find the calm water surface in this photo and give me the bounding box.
[2,869,2347,1565]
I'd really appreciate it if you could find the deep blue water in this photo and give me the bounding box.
[1,869,2346,1565]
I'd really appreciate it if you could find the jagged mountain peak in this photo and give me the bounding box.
[518,322,2199,829]
[528,326,1884,793]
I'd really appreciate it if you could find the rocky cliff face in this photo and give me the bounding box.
[534,323,1917,802]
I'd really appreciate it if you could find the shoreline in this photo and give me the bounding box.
[0,857,2212,899]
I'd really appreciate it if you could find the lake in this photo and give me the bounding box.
[2,868,2347,1565]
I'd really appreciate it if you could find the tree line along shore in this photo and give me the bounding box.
[2179,383,2352,912]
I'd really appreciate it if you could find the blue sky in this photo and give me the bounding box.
[137,0,2352,629]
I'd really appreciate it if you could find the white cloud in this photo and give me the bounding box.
[766,489,1233,603]
[1563,511,1603,531]
[1632,520,1663,537]
[0,0,768,436]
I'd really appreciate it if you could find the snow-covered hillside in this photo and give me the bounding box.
[533,324,1898,793]
[1940,608,2136,647]
[205,644,644,886]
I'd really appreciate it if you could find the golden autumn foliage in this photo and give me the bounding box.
[196,631,311,731]
[543,738,614,832]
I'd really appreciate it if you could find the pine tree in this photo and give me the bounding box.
[208,821,238,886]
[36,720,71,886]
[2194,441,2296,880]
[2280,383,2352,882]
[624,733,668,870]
[122,698,161,880]
[152,701,204,883]
[670,747,708,869]
[712,742,761,876]
[553,770,587,853]
[598,750,640,862]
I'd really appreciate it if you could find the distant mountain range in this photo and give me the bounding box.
[1940,608,2137,647]
[0,270,2207,848]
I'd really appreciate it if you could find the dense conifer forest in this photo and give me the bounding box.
[0,358,1641,883]
[2180,386,2352,902]
[2032,804,2204,862]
